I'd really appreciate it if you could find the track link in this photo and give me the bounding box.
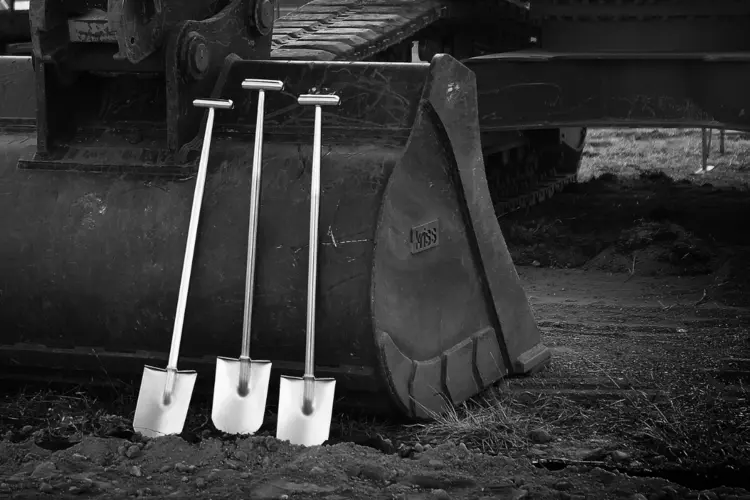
[270,0,583,219]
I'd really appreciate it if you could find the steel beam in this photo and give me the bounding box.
[466,51,750,132]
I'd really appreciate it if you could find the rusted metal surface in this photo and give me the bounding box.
[466,51,750,131]
[68,9,115,43]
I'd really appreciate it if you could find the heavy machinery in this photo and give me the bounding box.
[0,0,30,54]
[1,0,749,419]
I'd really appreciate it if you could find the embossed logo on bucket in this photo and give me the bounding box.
[411,219,439,255]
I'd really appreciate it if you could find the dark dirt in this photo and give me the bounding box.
[0,128,749,499]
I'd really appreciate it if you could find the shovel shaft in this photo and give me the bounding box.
[241,89,267,359]
[167,100,232,369]
[238,357,251,396]
[304,104,323,378]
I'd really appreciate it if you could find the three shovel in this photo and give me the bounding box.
[276,94,341,447]
[212,79,284,435]
[133,98,234,439]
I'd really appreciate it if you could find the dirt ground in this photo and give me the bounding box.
[1,128,749,500]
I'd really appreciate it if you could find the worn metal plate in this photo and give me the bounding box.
[466,51,750,131]
[410,219,439,255]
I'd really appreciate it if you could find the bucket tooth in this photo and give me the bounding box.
[0,53,549,419]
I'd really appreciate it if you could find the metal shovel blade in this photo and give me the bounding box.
[212,357,273,434]
[275,375,336,446]
[133,365,197,438]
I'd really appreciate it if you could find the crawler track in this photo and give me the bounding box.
[269,0,584,217]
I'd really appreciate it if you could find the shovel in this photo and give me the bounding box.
[276,94,340,447]
[212,79,284,435]
[133,98,234,439]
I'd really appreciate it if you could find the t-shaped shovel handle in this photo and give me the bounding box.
[162,97,233,406]
[237,79,284,396]
[298,93,340,415]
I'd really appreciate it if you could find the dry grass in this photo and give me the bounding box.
[580,128,750,188]
[0,386,133,445]
[414,128,750,470]
[406,387,548,454]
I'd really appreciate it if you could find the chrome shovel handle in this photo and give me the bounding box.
[240,79,284,361]
[163,98,233,404]
[238,79,284,394]
[298,94,340,413]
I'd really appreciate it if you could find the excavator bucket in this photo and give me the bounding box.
[0,52,549,419]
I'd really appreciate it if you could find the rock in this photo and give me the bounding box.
[413,443,424,453]
[233,450,248,462]
[431,489,451,500]
[553,480,574,491]
[359,463,388,482]
[117,445,127,456]
[129,466,142,477]
[424,444,432,451]
[458,442,470,453]
[528,429,554,444]
[581,448,608,461]
[21,425,33,434]
[175,463,196,473]
[126,445,142,459]
[31,461,59,480]
[159,465,171,473]
[611,450,630,462]
[590,467,617,485]
[510,489,529,500]
[195,478,206,489]
[631,494,648,500]
[428,460,445,469]
[310,467,325,475]
[261,456,271,468]
[39,483,54,493]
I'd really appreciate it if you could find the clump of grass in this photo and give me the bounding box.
[0,384,134,444]
[406,388,548,455]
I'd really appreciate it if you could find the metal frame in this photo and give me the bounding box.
[465,51,750,133]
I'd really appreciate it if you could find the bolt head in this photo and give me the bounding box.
[192,42,209,74]
[255,0,274,35]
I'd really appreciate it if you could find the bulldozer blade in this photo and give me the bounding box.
[0,53,549,419]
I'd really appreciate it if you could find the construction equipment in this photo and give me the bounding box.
[0,0,30,54]
[133,98,234,438]
[2,0,748,420]
[276,94,339,447]
[212,79,280,436]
